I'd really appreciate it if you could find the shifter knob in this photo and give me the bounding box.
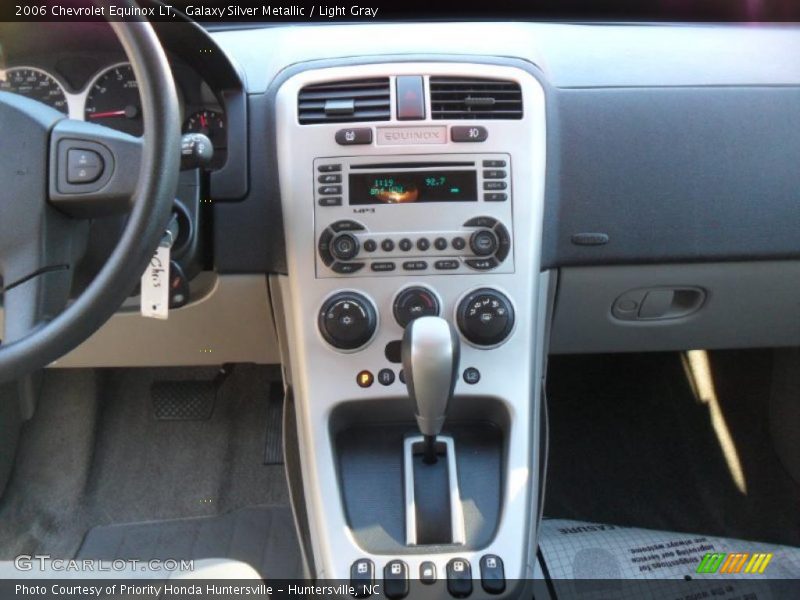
[401,316,460,442]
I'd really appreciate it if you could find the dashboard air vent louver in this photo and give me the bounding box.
[429,77,523,120]
[298,78,391,124]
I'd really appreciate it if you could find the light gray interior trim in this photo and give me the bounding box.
[551,261,800,354]
[47,274,281,367]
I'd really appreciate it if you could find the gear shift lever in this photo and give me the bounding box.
[402,316,460,464]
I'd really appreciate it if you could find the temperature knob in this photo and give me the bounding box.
[318,292,377,350]
[456,288,515,347]
[393,286,440,328]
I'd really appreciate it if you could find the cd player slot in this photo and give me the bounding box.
[351,161,475,169]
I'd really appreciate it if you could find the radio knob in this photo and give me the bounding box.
[457,288,515,347]
[330,233,360,261]
[319,292,377,350]
[469,229,499,257]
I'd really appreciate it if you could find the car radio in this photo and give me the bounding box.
[313,153,513,277]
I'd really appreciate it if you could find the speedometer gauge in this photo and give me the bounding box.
[0,67,68,113]
[84,64,142,136]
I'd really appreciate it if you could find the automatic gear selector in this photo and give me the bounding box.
[401,316,460,463]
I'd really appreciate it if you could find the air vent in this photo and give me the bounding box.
[430,77,523,120]
[298,78,390,124]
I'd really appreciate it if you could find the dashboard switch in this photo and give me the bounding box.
[396,75,425,120]
[480,555,506,594]
[383,559,409,599]
[336,128,372,145]
[350,558,375,598]
[419,561,437,584]
[451,125,488,142]
[446,558,473,598]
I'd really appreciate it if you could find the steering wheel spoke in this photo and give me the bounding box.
[48,119,144,218]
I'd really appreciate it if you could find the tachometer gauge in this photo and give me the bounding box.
[84,64,142,136]
[184,109,226,149]
[0,67,68,113]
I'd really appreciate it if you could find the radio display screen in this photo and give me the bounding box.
[349,171,477,204]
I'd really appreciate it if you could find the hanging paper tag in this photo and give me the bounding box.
[140,244,171,320]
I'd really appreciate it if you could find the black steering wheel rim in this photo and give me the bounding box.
[0,20,181,382]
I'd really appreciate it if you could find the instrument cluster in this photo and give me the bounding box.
[0,60,227,169]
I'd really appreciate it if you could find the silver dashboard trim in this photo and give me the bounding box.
[275,61,547,584]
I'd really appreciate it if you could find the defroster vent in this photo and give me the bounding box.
[430,77,523,120]
[298,78,391,124]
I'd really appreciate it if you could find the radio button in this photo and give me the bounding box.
[466,257,499,271]
[335,128,372,145]
[318,196,342,207]
[331,261,365,274]
[483,170,506,179]
[371,261,396,272]
[318,229,335,266]
[331,233,360,261]
[318,163,341,172]
[464,216,498,229]
[434,259,459,270]
[434,237,448,251]
[482,160,506,168]
[451,125,488,142]
[494,223,512,262]
[416,238,430,251]
[399,238,413,252]
[331,220,366,233]
[470,229,499,256]
[452,237,466,251]
[402,260,428,271]
[318,174,341,184]
[319,185,342,195]
[484,193,508,202]
[484,181,507,190]
[381,239,396,252]
[363,239,377,253]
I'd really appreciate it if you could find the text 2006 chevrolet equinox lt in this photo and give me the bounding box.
[0,1,799,598]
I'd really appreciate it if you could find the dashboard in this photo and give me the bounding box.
[2,18,800,361]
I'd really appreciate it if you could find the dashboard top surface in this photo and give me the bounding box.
[209,22,800,93]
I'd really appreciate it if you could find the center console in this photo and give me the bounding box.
[273,62,549,598]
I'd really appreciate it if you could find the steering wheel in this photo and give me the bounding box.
[0,20,181,383]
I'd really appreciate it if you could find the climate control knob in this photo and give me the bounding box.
[456,288,515,347]
[318,292,377,350]
[469,229,499,257]
[393,286,440,328]
[330,233,360,261]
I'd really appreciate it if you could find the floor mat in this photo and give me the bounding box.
[539,518,800,599]
[545,351,800,547]
[0,365,290,559]
[78,505,302,579]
